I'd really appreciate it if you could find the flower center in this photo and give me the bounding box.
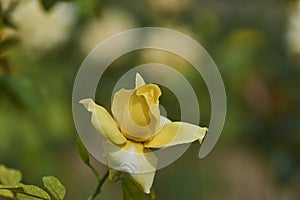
[129,84,161,127]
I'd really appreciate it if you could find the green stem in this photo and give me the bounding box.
[87,170,109,200]
[88,164,100,179]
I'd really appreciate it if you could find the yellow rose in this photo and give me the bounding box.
[80,73,207,193]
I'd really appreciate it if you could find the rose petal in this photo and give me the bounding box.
[111,85,161,141]
[131,171,155,194]
[144,122,208,148]
[103,140,157,173]
[135,73,145,88]
[103,140,157,193]
[79,98,127,145]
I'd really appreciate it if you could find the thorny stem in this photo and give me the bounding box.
[87,170,109,200]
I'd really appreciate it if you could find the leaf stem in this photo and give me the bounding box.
[87,170,109,200]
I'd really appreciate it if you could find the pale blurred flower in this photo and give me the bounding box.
[286,0,300,54]
[11,0,78,52]
[150,0,191,14]
[80,8,136,53]
[139,25,199,75]
[0,0,17,11]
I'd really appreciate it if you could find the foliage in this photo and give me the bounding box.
[42,177,66,200]
[0,165,66,200]
[121,177,144,200]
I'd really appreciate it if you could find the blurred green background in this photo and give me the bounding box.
[1,0,300,199]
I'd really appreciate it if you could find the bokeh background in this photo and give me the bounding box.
[1,0,300,199]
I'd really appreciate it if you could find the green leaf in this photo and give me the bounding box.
[121,177,144,200]
[74,0,100,17]
[0,165,22,185]
[0,189,13,198]
[40,0,72,10]
[76,136,90,166]
[40,0,58,10]
[0,183,50,200]
[2,75,42,110]
[76,136,101,178]
[17,193,42,200]
[42,176,66,200]
[149,188,155,200]
[0,37,19,54]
